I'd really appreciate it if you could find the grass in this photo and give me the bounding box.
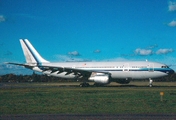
[0,82,176,115]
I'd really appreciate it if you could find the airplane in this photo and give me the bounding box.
[6,39,175,87]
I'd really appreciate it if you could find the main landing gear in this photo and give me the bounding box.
[79,82,90,87]
[93,83,105,87]
[149,78,153,87]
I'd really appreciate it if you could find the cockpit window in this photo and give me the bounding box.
[161,66,169,68]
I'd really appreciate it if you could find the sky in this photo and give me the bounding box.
[0,0,176,75]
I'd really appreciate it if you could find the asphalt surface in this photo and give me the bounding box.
[1,114,176,120]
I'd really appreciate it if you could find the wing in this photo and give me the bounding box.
[6,62,110,78]
[5,62,34,69]
[39,65,109,78]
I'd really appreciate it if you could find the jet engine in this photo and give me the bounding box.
[88,72,110,84]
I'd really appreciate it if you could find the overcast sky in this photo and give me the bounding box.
[0,0,176,75]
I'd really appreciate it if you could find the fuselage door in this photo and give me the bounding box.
[148,63,154,72]
[123,63,129,72]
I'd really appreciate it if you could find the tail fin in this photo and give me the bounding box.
[20,39,50,64]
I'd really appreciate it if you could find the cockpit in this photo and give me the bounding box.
[161,66,169,68]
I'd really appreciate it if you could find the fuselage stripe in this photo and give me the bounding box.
[22,40,40,64]
[80,68,171,73]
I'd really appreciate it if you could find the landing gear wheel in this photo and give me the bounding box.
[79,82,90,87]
[93,83,103,87]
[149,78,153,87]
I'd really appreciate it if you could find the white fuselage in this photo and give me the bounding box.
[32,61,174,81]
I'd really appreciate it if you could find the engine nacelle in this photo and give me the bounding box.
[88,73,110,84]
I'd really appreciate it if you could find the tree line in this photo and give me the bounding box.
[0,73,71,83]
[0,73,176,83]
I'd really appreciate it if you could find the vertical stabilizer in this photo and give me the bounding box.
[20,39,50,64]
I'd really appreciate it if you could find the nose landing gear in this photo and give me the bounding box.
[149,78,153,87]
